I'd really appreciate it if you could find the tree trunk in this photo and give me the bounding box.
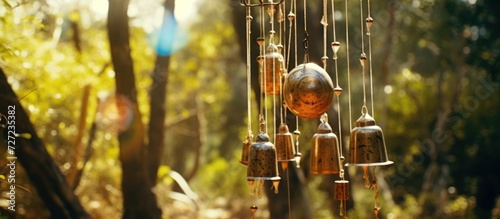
[0,67,91,219]
[419,24,468,218]
[107,0,161,218]
[147,0,175,185]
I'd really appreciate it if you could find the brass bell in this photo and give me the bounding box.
[240,134,253,166]
[345,108,393,166]
[247,132,281,182]
[260,44,285,95]
[275,123,296,170]
[334,180,349,200]
[310,114,342,174]
[276,123,296,161]
[334,179,349,217]
[283,63,334,119]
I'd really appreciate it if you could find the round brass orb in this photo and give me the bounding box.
[283,63,334,119]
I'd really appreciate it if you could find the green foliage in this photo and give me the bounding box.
[0,1,135,217]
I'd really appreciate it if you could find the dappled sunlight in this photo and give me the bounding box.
[0,0,499,218]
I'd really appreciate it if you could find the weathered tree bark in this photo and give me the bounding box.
[147,0,175,185]
[107,0,161,218]
[0,67,91,219]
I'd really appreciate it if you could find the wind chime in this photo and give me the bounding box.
[344,0,393,218]
[239,0,393,218]
[239,1,285,218]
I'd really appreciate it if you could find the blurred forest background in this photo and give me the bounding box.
[1,0,500,218]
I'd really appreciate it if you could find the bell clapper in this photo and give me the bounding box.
[248,179,255,195]
[250,205,258,219]
[372,167,381,219]
[257,179,264,199]
[281,161,288,170]
[272,179,280,194]
[362,166,371,189]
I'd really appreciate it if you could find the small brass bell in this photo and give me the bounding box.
[334,179,349,217]
[310,114,342,174]
[260,44,285,95]
[346,108,393,166]
[283,63,334,119]
[247,132,281,182]
[275,123,296,162]
[334,180,349,201]
[240,134,253,166]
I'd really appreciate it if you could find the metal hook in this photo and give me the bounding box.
[303,31,310,63]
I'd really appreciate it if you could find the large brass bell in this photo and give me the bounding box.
[310,114,342,174]
[247,132,281,181]
[283,63,334,119]
[275,123,296,169]
[345,107,393,166]
[260,44,285,95]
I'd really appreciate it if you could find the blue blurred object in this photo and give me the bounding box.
[150,9,187,56]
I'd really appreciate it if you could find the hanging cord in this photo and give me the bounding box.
[345,0,352,131]
[278,2,285,59]
[302,0,309,63]
[280,4,292,219]
[267,1,277,142]
[359,0,366,55]
[330,0,343,158]
[243,9,254,199]
[293,116,301,169]
[291,0,301,166]
[332,1,348,218]
[367,1,380,210]
[278,3,285,125]
[359,0,367,110]
[293,0,298,67]
[367,0,375,118]
[245,5,256,219]
[286,0,295,69]
[372,166,381,219]
[246,6,253,137]
[331,0,338,84]
[278,2,285,52]
[321,0,328,69]
[258,2,268,133]
[286,162,292,219]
